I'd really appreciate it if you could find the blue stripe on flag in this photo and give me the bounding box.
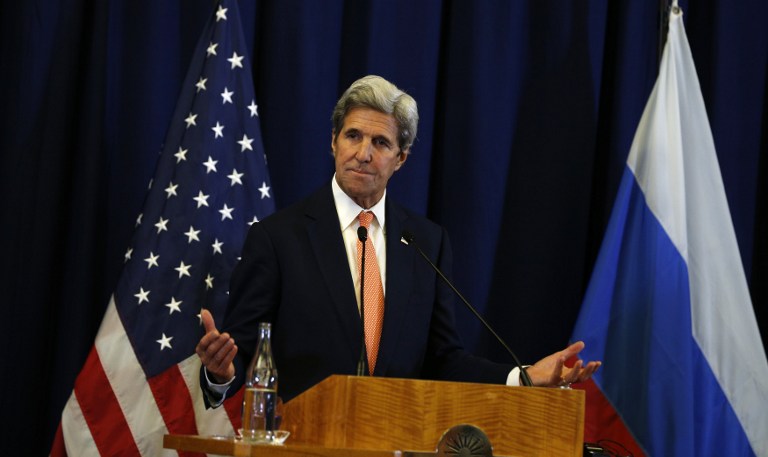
[575,167,754,456]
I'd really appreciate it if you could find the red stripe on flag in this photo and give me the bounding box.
[577,378,646,457]
[147,365,204,457]
[74,346,141,455]
[223,386,244,431]
[50,421,68,457]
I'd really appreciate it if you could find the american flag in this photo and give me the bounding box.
[51,0,274,454]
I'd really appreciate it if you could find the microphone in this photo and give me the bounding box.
[400,230,533,387]
[356,226,369,376]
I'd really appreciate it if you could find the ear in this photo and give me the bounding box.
[394,149,409,170]
[331,130,337,156]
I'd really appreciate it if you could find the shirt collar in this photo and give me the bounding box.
[332,174,386,231]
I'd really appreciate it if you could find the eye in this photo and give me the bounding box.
[373,137,392,149]
[345,130,360,140]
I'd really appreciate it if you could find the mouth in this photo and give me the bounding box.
[349,168,373,177]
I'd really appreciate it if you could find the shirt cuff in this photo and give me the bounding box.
[505,366,531,387]
[204,368,235,407]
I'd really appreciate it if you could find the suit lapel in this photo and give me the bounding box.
[374,200,415,375]
[304,185,363,357]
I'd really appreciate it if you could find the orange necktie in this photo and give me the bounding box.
[357,211,385,375]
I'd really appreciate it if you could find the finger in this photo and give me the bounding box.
[200,335,235,370]
[564,359,583,383]
[201,309,218,334]
[583,361,601,379]
[209,339,238,373]
[550,356,566,385]
[560,341,586,359]
[197,332,231,365]
[573,361,601,383]
[218,343,238,370]
[196,328,223,354]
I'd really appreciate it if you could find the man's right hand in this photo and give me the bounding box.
[195,309,237,383]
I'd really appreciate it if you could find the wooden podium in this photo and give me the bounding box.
[164,375,584,457]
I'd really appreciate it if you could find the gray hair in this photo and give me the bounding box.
[331,75,419,153]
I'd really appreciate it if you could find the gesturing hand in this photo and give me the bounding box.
[195,309,238,383]
[525,341,601,388]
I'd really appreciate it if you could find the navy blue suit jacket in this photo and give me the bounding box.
[215,182,512,402]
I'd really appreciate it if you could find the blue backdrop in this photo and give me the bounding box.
[1,1,766,454]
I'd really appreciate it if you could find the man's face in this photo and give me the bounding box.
[332,107,408,209]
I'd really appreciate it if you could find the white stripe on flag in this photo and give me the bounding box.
[178,353,235,436]
[95,296,169,456]
[60,392,99,457]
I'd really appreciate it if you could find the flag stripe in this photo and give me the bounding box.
[146,367,201,454]
[74,345,142,456]
[147,365,199,435]
[178,355,236,436]
[59,392,101,457]
[580,379,644,457]
[96,297,169,456]
[50,422,67,457]
[223,387,245,431]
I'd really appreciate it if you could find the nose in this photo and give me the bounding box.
[354,139,373,162]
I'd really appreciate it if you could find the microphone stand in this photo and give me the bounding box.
[400,231,533,387]
[356,226,369,376]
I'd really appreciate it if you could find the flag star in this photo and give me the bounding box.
[144,251,159,269]
[221,87,234,104]
[175,261,192,278]
[155,217,169,233]
[247,100,258,117]
[164,181,179,198]
[185,226,201,243]
[135,213,143,227]
[135,287,150,304]
[212,122,224,138]
[248,215,259,226]
[228,169,244,186]
[165,297,183,314]
[205,274,214,290]
[215,5,228,21]
[227,51,244,69]
[219,204,234,220]
[203,156,218,173]
[157,333,173,351]
[175,147,188,163]
[124,247,133,262]
[193,191,210,208]
[259,182,271,199]
[212,238,223,254]
[206,41,218,56]
[185,112,197,128]
[237,133,254,152]
[195,77,207,92]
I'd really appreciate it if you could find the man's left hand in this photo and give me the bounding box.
[525,341,601,387]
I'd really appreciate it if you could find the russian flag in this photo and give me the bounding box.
[572,5,768,456]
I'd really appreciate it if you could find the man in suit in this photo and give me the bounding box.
[196,75,600,405]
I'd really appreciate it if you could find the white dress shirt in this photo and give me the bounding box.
[331,175,387,311]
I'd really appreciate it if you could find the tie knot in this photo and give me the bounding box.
[358,211,374,229]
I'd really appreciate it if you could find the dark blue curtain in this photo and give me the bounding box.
[1,1,766,454]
